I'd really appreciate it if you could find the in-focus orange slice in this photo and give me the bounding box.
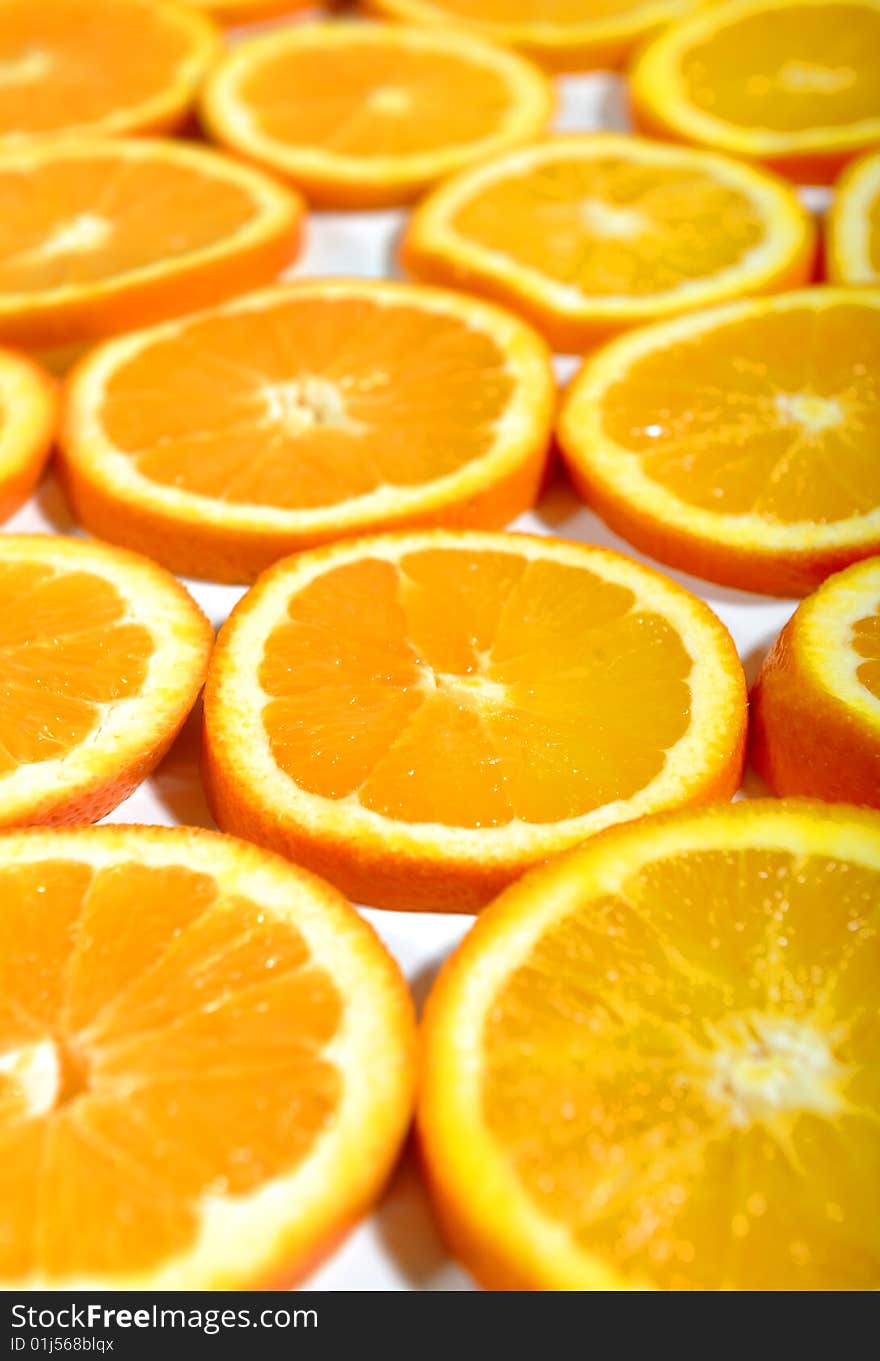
[403,134,814,350]
[420,798,880,1290]
[631,0,880,185]
[366,0,698,72]
[202,530,747,912]
[751,558,880,805]
[0,350,56,524]
[0,535,212,827]
[0,824,415,1288]
[558,289,880,596]
[60,280,554,583]
[0,0,219,142]
[827,149,880,284]
[0,137,303,353]
[201,21,553,209]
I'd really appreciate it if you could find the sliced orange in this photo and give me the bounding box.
[187,0,314,22]
[631,0,880,185]
[751,558,880,806]
[0,137,303,353]
[201,21,553,210]
[202,530,746,913]
[402,134,815,350]
[558,289,880,597]
[420,798,880,1290]
[366,0,697,72]
[0,824,415,1288]
[0,350,56,524]
[59,280,554,583]
[827,149,880,284]
[0,0,219,142]
[0,535,212,827]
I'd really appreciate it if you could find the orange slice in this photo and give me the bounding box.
[0,137,303,353]
[202,530,747,912]
[366,0,698,72]
[0,350,56,525]
[0,0,219,143]
[0,824,415,1288]
[402,134,815,350]
[827,149,880,284]
[419,798,880,1290]
[59,280,554,583]
[630,0,880,186]
[201,21,553,210]
[0,535,212,827]
[557,289,880,597]
[751,558,880,806]
[187,0,314,22]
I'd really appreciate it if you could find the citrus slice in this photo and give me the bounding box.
[402,134,814,350]
[0,535,212,827]
[827,149,880,284]
[187,0,314,22]
[419,798,880,1290]
[202,530,747,912]
[0,824,415,1288]
[0,350,56,525]
[751,558,880,806]
[59,280,555,583]
[366,0,697,73]
[200,21,553,210]
[0,137,303,353]
[0,0,220,143]
[557,288,880,597]
[630,0,880,185]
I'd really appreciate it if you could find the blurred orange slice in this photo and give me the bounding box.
[0,350,56,524]
[827,149,880,284]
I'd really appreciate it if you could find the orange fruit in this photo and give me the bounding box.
[402,134,815,350]
[827,149,880,285]
[557,288,880,597]
[202,530,747,913]
[366,0,698,72]
[419,798,880,1290]
[0,350,56,525]
[0,823,415,1288]
[59,280,554,583]
[0,137,303,353]
[630,0,880,186]
[201,21,553,210]
[187,0,314,23]
[751,558,880,806]
[0,0,219,142]
[0,535,212,827]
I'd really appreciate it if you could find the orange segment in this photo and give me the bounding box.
[59,280,555,582]
[365,0,699,72]
[0,0,219,141]
[0,137,303,352]
[203,530,746,912]
[0,349,56,524]
[200,21,553,209]
[827,149,880,284]
[419,800,880,1290]
[751,557,880,806]
[0,535,212,827]
[558,288,880,596]
[403,134,814,349]
[631,0,880,184]
[0,825,415,1288]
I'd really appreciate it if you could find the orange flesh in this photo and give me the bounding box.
[450,157,766,294]
[259,549,692,825]
[680,6,880,131]
[100,298,515,509]
[853,605,880,699]
[0,859,341,1280]
[0,157,259,294]
[0,563,152,775]
[0,0,202,137]
[484,846,880,1288]
[868,186,880,274]
[389,0,656,21]
[600,301,880,520]
[237,43,522,156]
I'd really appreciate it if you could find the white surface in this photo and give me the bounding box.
[4,71,806,1291]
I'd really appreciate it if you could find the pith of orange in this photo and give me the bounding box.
[827,149,880,285]
[0,350,56,524]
